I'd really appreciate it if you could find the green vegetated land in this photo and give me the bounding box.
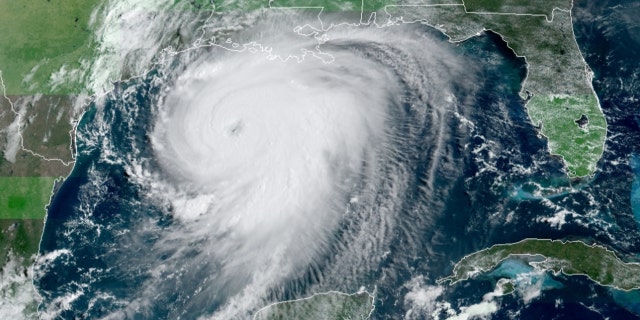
[0,0,217,276]
[268,0,393,11]
[439,239,640,291]
[0,0,102,95]
[171,0,396,13]
[0,0,101,296]
[463,0,570,15]
[0,176,57,266]
[527,94,606,177]
[254,292,374,320]
[0,95,71,270]
[383,0,606,177]
[0,219,44,268]
[0,0,606,177]
[174,0,214,10]
[0,177,57,219]
[253,0,607,178]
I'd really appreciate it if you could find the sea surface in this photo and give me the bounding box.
[36,1,640,318]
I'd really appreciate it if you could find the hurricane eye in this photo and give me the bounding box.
[35,9,475,320]
[226,120,244,137]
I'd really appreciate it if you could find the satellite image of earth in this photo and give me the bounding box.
[0,0,639,319]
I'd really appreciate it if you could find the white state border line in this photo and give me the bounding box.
[0,0,605,316]
[0,73,75,167]
[376,1,603,178]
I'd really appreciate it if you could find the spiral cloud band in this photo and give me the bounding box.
[148,20,470,318]
[37,11,477,319]
[151,28,404,315]
[151,33,398,307]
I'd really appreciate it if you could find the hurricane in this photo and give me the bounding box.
[23,0,640,319]
[36,9,480,319]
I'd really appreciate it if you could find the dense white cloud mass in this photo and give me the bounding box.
[143,21,468,318]
[37,8,476,319]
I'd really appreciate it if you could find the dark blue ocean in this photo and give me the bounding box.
[36,0,640,319]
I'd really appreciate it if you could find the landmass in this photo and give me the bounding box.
[0,0,608,317]
[253,291,374,320]
[438,239,640,291]
[0,0,102,95]
[0,0,101,270]
[265,2,605,177]
[0,0,208,317]
[380,0,606,178]
[0,0,102,316]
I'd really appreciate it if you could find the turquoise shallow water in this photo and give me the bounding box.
[631,155,640,226]
[489,258,563,291]
[34,0,640,318]
[490,258,534,278]
[612,289,640,315]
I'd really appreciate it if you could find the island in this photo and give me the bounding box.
[0,0,608,317]
[438,239,640,291]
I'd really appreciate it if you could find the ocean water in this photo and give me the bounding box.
[35,1,640,319]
